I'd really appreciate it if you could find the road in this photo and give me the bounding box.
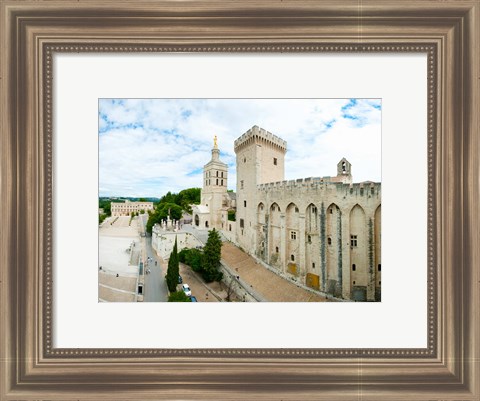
[143,236,169,302]
[137,214,169,302]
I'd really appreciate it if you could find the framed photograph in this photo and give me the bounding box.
[1,1,478,400]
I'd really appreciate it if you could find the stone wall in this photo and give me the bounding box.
[250,182,381,300]
[151,230,203,259]
[233,125,381,301]
[219,262,262,302]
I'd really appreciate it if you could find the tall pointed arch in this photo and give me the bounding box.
[349,204,367,301]
[374,205,381,301]
[326,203,341,296]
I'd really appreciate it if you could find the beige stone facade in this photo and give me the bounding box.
[194,126,381,301]
[111,200,154,216]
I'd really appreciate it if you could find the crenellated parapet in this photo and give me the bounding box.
[257,179,381,197]
[234,125,287,153]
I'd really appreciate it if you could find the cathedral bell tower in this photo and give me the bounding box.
[199,136,228,229]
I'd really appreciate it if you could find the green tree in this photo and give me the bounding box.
[178,248,188,263]
[176,188,201,213]
[146,203,183,233]
[202,228,223,282]
[166,237,180,293]
[179,248,203,272]
[145,187,202,232]
[99,213,108,224]
[98,198,112,216]
[159,191,177,205]
[227,210,236,221]
[184,248,203,273]
[168,291,191,302]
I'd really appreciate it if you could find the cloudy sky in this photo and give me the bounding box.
[99,99,381,197]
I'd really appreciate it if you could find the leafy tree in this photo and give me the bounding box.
[99,213,108,224]
[166,237,180,293]
[202,228,223,282]
[178,248,188,263]
[138,197,148,202]
[98,198,112,216]
[176,188,201,213]
[146,203,183,233]
[168,291,191,302]
[145,187,202,232]
[178,248,203,272]
[159,203,182,220]
[159,191,177,205]
[185,249,203,273]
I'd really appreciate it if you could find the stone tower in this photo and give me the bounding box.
[201,136,228,229]
[336,158,353,184]
[234,125,287,251]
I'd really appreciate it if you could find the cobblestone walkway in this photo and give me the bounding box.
[221,242,328,302]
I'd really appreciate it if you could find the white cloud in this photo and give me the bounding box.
[99,99,381,197]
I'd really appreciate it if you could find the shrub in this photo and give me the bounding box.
[202,228,223,282]
[168,291,191,302]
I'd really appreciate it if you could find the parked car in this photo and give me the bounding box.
[190,296,197,302]
[182,284,191,297]
[178,275,183,284]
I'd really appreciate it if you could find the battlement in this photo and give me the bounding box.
[257,178,381,195]
[234,125,287,153]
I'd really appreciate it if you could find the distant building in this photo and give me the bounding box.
[111,200,154,216]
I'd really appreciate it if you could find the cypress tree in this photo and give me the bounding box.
[166,236,179,293]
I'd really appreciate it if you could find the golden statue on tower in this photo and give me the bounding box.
[214,135,218,148]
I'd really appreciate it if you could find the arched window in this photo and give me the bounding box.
[194,215,199,226]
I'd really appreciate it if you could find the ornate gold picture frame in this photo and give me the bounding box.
[1,1,478,399]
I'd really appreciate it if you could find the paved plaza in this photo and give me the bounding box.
[98,215,157,302]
